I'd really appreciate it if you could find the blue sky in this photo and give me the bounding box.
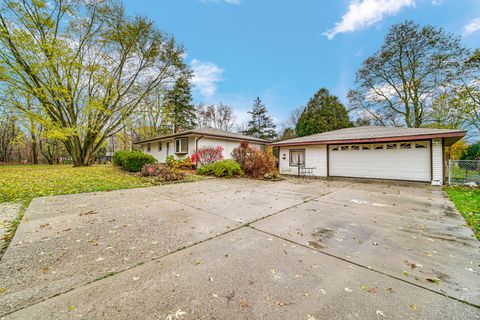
[123,0,480,128]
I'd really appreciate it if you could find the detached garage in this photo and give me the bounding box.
[273,126,465,185]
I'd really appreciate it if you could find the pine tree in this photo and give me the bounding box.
[163,77,197,132]
[243,97,277,140]
[296,88,351,137]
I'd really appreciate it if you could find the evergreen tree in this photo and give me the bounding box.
[243,97,277,140]
[296,88,351,137]
[163,77,197,132]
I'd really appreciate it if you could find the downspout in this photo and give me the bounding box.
[195,135,204,167]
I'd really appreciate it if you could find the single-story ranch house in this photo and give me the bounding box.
[135,127,269,163]
[273,126,465,185]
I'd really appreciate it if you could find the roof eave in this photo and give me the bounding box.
[134,132,270,145]
[272,131,466,147]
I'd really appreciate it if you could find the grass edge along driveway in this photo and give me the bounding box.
[444,186,480,240]
[0,164,201,255]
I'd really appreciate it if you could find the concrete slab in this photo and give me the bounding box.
[252,182,480,305]
[170,178,345,224]
[4,227,479,320]
[0,189,240,315]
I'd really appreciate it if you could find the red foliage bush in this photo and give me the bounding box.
[140,163,185,181]
[191,146,224,165]
[231,142,278,179]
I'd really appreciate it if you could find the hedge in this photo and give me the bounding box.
[112,150,157,172]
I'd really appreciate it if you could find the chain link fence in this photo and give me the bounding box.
[448,160,480,186]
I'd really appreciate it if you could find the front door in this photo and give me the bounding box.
[166,142,170,156]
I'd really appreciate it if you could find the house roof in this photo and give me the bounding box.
[134,127,270,144]
[273,126,465,147]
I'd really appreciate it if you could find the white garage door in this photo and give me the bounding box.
[329,141,431,182]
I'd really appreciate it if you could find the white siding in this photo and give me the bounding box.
[278,145,327,177]
[431,138,443,186]
[198,137,262,160]
[143,135,265,163]
[329,141,431,182]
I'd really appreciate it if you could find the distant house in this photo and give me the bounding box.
[135,127,269,163]
[273,126,465,185]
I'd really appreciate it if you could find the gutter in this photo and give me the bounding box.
[272,131,466,147]
[195,135,204,166]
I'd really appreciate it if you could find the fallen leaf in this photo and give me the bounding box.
[426,277,440,285]
[306,315,317,320]
[376,310,385,317]
[344,288,353,292]
[403,271,409,277]
[0,288,7,295]
[240,300,250,308]
[79,210,98,216]
[193,259,201,266]
[367,287,378,294]
[410,304,417,311]
[67,305,76,312]
[226,290,235,302]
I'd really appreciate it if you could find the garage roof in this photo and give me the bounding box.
[273,126,465,147]
[135,127,270,144]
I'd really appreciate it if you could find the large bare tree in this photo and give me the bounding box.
[0,0,186,165]
[196,103,235,131]
[348,21,469,128]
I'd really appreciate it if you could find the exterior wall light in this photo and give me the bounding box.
[282,154,286,160]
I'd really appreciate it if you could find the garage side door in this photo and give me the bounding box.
[329,141,430,182]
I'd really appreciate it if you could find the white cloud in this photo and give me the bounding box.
[323,0,415,40]
[190,59,223,98]
[431,0,443,5]
[464,17,480,35]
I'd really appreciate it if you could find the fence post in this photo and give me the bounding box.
[297,154,300,178]
[448,160,452,185]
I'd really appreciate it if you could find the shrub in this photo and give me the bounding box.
[113,150,156,172]
[166,155,175,166]
[168,156,196,170]
[140,163,185,181]
[191,146,224,165]
[231,143,278,179]
[460,142,480,161]
[197,160,243,178]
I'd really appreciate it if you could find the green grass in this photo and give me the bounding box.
[0,164,203,256]
[444,186,480,240]
[0,164,160,203]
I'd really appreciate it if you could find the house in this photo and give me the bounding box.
[135,127,269,163]
[272,126,465,185]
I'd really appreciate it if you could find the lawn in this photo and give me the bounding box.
[0,164,159,203]
[0,164,202,255]
[445,186,480,240]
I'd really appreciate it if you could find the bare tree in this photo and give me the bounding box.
[348,21,469,128]
[196,103,235,131]
[0,0,186,165]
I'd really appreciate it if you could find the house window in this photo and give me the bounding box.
[175,138,188,154]
[340,145,349,151]
[374,144,384,150]
[361,145,371,150]
[158,142,162,152]
[400,142,411,149]
[146,143,151,152]
[351,145,360,150]
[386,143,397,150]
[289,149,305,166]
[414,142,427,149]
[331,146,339,151]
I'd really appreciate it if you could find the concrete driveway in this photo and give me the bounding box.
[0,178,479,319]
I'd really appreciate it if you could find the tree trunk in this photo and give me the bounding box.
[31,139,38,164]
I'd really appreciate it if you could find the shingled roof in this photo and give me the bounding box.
[135,127,270,144]
[273,126,465,146]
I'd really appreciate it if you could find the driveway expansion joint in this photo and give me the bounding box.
[248,226,480,310]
